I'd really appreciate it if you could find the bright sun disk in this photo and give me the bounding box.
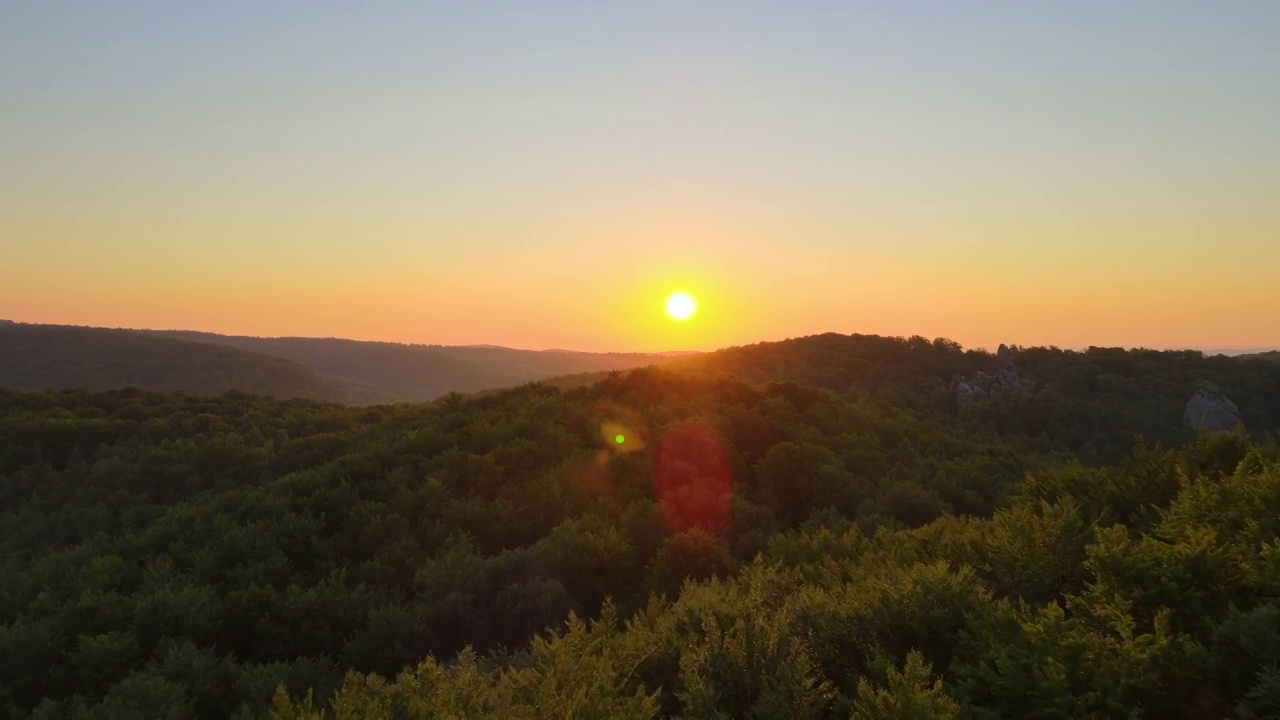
[664,291,697,321]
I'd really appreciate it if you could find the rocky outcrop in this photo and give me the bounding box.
[951,367,1036,408]
[996,343,1014,363]
[1184,381,1245,433]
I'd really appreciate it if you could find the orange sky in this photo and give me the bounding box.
[3,3,1278,353]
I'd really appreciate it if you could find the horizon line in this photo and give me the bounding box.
[3,317,1277,358]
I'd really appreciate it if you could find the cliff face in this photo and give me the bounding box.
[950,343,1036,408]
[951,367,1036,408]
[1184,381,1246,433]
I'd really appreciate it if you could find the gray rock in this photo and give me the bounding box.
[951,377,989,406]
[996,343,1014,362]
[951,367,1036,408]
[1184,381,1245,433]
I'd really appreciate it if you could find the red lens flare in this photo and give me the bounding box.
[654,423,732,534]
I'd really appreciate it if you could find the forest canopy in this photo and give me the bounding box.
[2,334,1279,718]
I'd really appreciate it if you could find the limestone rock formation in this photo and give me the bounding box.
[951,367,1036,408]
[1184,381,1245,433]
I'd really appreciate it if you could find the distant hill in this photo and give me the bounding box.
[1202,346,1280,356]
[0,324,342,400]
[1240,350,1280,363]
[144,330,684,403]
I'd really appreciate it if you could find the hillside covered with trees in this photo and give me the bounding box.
[1242,351,1280,365]
[144,330,685,404]
[675,333,1280,461]
[0,323,683,405]
[2,333,1279,718]
[0,325,342,402]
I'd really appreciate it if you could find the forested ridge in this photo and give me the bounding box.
[1242,351,1280,364]
[0,325,342,402]
[140,330,683,404]
[2,333,1279,718]
[0,323,680,405]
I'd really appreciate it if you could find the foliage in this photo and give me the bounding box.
[0,324,341,401]
[141,330,684,404]
[3,333,1280,718]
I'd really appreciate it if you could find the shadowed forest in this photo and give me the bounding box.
[3,334,1280,718]
[0,323,682,405]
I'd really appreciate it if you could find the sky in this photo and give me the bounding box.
[2,1,1277,352]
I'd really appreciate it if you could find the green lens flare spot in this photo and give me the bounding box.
[614,434,626,444]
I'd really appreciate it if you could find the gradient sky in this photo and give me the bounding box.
[3,2,1277,352]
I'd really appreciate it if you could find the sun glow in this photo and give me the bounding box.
[664,291,697,322]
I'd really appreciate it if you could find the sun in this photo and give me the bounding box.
[664,291,697,321]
